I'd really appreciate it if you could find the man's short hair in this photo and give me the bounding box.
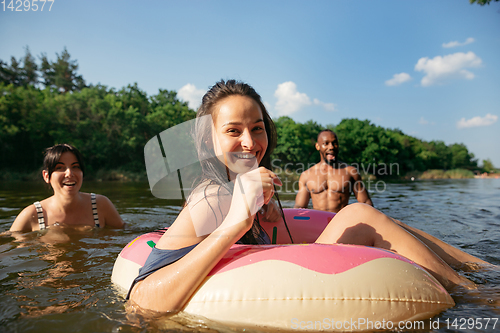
[317,129,337,142]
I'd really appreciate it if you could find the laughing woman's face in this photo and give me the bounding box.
[43,152,83,195]
[212,95,268,176]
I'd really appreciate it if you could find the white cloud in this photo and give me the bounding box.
[414,51,482,86]
[457,113,498,129]
[313,98,336,112]
[442,37,475,48]
[178,83,205,110]
[274,81,311,115]
[419,117,435,125]
[274,81,335,115]
[385,72,412,86]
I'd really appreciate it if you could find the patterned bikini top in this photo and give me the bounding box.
[33,193,100,230]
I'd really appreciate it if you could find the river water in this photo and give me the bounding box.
[0,179,499,332]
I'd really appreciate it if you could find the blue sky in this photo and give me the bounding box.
[1,0,499,167]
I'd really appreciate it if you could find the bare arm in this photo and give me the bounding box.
[10,205,38,232]
[129,167,280,312]
[294,173,311,208]
[96,195,125,229]
[350,167,373,206]
[129,211,251,312]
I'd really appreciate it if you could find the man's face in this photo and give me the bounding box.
[316,132,339,163]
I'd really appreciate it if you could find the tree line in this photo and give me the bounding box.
[273,117,481,177]
[0,48,486,179]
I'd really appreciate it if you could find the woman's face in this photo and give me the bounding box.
[212,95,268,175]
[43,151,83,195]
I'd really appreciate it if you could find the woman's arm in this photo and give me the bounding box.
[129,167,280,312]
[96,195,125,229]
[129,211,251,312]
[10,205,38,232]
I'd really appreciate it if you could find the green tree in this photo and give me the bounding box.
[21,46,38,86]
[3,57,23,86]
[427,141,452,170]
[271,116,322,171]
[299,120,325,165]
[147,88,195,136]
[0,60,13,86]
[450,143,477,169]
[0,83,57,171]
[470,0,499,5]
[0,48,484,179]
[333,118,401,175]
[0,48,38,87]
[40,47,85,93]
[118,83,150,116]
[390,129,428,172]
[39,53,52,88]
[481,159,495,173]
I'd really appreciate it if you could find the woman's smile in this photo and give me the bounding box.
[46,151,83,194]
[234,153,255,159]
[212,95,268,175]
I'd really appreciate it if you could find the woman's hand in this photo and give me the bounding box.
[237,166,281,211]
[259,198,281,223]
[223,167,281,231]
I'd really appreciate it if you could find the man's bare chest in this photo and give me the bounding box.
[306,172,353,194]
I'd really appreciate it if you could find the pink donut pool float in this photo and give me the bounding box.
[112,208,454,331]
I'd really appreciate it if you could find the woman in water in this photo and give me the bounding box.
[128,80,487,313]
[10,144,125,232]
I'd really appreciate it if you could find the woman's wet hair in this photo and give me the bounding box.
[43,144,85,181]
[193,79,277,244]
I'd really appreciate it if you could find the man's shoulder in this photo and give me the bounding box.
[305,163,321,172]
[333,160,357,171]
[300,163,322,176]
[343,164,363,179]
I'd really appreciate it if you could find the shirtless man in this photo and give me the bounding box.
[294,130,373,213]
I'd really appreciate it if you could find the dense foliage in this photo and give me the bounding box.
[1,48,194,175]
[469,0,499,5]
[1,48,482,179]
[272,117,478,177]
[0,83,195,174]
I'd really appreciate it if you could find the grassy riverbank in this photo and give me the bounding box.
[0,169,148,182]
[0,167,485,183]
[274,168,476,182]
[404,168,475,180]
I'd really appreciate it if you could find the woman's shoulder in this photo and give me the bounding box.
[92,193,125,228]
[10,203,39,232]
[22,202,39,215]
[189,180,231,202]
[78,192,110,206]
[91,192,109,204]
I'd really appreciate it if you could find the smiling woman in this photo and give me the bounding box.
[9,144,125,232]
[212,95,268,176]
[126,80,491,319]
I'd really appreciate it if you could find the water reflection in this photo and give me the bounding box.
[0,179,499,332]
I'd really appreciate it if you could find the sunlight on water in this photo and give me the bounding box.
[0,179,499,332]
